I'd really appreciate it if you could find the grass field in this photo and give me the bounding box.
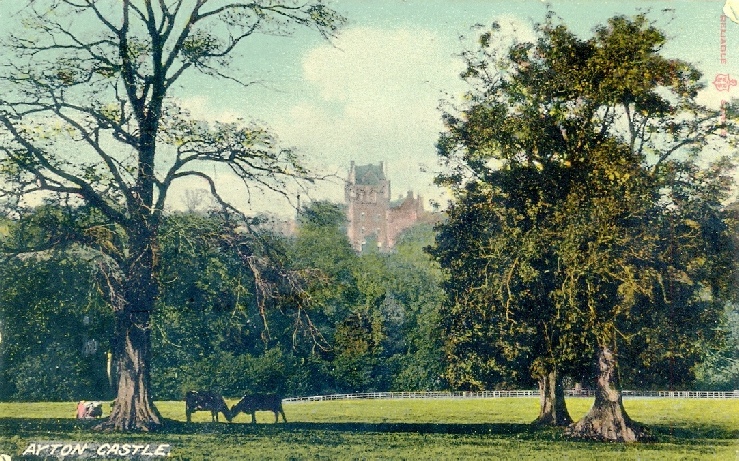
[0,397,737,459]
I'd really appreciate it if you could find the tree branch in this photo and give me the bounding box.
[0,115,129,225]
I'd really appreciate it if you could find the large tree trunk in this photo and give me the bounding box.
[96,229,162,431]
[96,310,162,431]
[533,368,572,426]
[567,346,649,442]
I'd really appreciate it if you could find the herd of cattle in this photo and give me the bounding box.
[75,392,286,424]
[185,391,286,424]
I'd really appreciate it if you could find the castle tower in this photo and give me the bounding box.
[345,162,391,252]
[386,190,424,248]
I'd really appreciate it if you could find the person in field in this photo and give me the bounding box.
[76,401,87,419]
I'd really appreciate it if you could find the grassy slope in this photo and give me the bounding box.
[0,398,737,460]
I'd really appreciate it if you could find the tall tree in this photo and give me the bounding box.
[0,1,343,431]
[432,13,736,440]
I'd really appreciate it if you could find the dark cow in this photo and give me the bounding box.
[231,394,286,424]
[87,401,103,418]
[185,390,232,423]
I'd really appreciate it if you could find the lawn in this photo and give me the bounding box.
[0,397,737,460]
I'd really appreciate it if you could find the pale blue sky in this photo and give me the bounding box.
[1,1,736,215]
[173,0,737,215]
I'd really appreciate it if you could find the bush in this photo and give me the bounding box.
[11,343,106,401]
[152,348,319,399]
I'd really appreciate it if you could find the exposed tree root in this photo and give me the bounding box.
[566,346,652,442]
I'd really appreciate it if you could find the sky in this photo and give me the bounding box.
[168,0,739,217]
[2,1,739,217]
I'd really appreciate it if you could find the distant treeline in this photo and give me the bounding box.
[0,201,736,402]
[0,202,446,400]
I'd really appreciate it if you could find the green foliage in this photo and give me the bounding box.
[153,348,300,399]
[12,343,94,401]
[150,203,446,397]
[0,210,113,401]
[288,203,446,393]
[693,304,739,391]
[432,12,738,394]
[292,201,359,322]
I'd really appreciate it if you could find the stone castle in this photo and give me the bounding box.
[345,161,424,252]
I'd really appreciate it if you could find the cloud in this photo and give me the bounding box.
[302,27,452,119]
[272,26,464,206]
[170,19,538,215]
[177,95,242,123]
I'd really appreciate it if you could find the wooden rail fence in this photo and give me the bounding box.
[282,389,739,403]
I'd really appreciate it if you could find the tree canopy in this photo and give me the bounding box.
[431,13,737,441]
[0,202,448,402]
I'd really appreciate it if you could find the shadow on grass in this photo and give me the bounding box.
[170,420,540,437]
[0,418,113,437]
[648,423,739,442]
[1,418,736,444]
[0,418,554,439]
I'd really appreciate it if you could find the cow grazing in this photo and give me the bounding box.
[87,401,103,418]
[185,390,232,423]
[231,394,286,424]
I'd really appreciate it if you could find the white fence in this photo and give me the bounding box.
[283,389,739,403]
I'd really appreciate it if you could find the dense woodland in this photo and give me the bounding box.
[0,199,736,402]
[0,202,448,401]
